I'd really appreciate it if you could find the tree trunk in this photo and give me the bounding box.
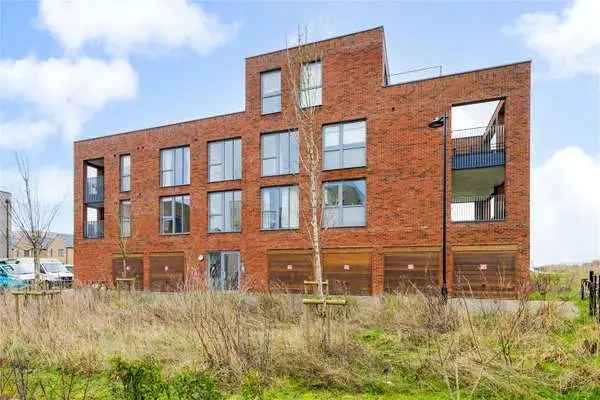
[33,247,41,288]
[310,172,324,299]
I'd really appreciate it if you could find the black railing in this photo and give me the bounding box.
[452,125,505,169]
[452,194,505,222]
[85,176,104,203]
[85,220,104,239]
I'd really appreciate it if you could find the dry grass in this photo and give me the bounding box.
[0,284,599,398]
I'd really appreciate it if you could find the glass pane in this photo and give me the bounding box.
[309,62,321,87]
[234,139,242,179]
[209,215,224,232]
[209,165,224,182]
[262,158,277,177]
[224,140,233,180]
[161,149,173,171]
[262,95,281,114]
[261,70,280,95]
[343,147,366,168]
[262,134,278,158]
[289,131,299,173]
[209,192,222,216]
[300,88,321,107]
[224,191,233,231]
[174,147,183,185]
[279,132,290,174]
[289,186,299,228]
[183,147,190,184]
[208,252,222,290]
[324,150,340,170]
[161,198,173,217]
[324,183,339,206]
[343,121,366,145]
[262,188,276,229]
[224,253,240,290]
[162,219,173,234]
[324,207,339,228]
[342,206,365,226]
[342,180,366,206]
[323,125,340,148]
[182,196,190,233]
[232,191,241,231]
[209,142,223,164]
[280,186,289,228]
[175,196,183,233]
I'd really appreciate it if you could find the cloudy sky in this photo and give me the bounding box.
[0,0,598,266]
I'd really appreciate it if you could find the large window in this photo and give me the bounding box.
[261,186,299,230]
[120,154,131,192]
[300,61,322,108]
[323,179,366,227]
[323,120,366,170]
[261,69,281,114]
[261,130,299,176]
[160,146,190,187]
[160,195,190,234]
[208,251,240,290]
[208,190,242,233]
[208,138,242,182]
[120,200,131,237]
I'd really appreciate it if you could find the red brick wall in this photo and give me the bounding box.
[74,27,530,295]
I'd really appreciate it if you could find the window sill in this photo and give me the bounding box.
[324,224,367,230]
[160,232,191,236]
[160,183,191,189]
[322,165,367,172]
[208,231,242,235]
[261,111,281,116]
[207,179,242,184]
[451,219,506,224]
[260,228,299,232]
[260,173,300,179]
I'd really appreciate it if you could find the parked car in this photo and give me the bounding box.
[40,260,74,288]
[0,261,30,290]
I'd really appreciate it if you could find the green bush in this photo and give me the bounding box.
[170,369,223,400]
[109,357,166,400]
[240,371,264,400]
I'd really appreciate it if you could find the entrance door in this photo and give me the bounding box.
[208,251,240,290]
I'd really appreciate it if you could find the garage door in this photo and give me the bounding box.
[149,254,185,292]
[384,251,439,293]
[453,252,516,296]
[268,252,312,294]
[112,258,143,290]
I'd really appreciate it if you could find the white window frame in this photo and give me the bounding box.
[261,130,299,176]
[261,69,281,114]
[208,138,242,182]
[208,190,242,233]
[323,179,367,228]
[160,146,190,187]
[261,185,299,230]
[323,120,367,170]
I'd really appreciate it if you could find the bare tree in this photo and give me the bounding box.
[285,28,326,299]
[8,154,60,287]
[114,200,133,283]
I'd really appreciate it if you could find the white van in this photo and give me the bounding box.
[15,258,74,288]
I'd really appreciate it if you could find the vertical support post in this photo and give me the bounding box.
[441,111,449,302]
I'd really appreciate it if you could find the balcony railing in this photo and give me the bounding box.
[452,125,505,169]
[85,220,104,239]
[452,194,505,222]
[85,176,104,203]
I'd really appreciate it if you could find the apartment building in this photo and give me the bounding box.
[74,27,530,296]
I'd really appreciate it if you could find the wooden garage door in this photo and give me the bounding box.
[112,258,143,290]
[267,251,372,295]
[149,254,185,292]
[453,252,516,296]
[384,251,439,293]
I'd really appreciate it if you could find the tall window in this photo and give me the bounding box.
[323,179,366,228]
[261,130,299,176]
[160,146,190,187]
[261,69,281,114]
[323,120,366,170]
[208,138,242,182]
[208,251,240,291]
[300,61,322,108]
[209,190,241,233]
[261,186,299,230]
[120,200,131,237]
[120,154,131,192]
[160,195,190,234]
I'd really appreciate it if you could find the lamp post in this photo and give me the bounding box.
[428,112,449,301]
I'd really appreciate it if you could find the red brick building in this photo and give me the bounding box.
[74,27,530,296]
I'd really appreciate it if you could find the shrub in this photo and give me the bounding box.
[109,357,166,400]
[170,370,223,400]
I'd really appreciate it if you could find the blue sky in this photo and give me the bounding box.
[0,0,598,266]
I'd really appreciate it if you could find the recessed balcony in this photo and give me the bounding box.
[452,194,505,222]
[85,176,104,203]
[452,125,505,170]
[85,220,104,239]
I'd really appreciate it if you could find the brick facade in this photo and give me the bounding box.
[74,27,530,295]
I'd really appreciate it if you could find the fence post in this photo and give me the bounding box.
[589,272,595,317]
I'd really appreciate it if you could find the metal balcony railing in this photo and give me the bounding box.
[85,220,104,239]
[452,194,505,222]
[452,125,505,169]
[85,176,104,203]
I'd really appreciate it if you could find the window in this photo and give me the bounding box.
[58,249,65,257]
[323,120,366,170]
[261,186,299,230]
[208,138,242,182]
[300,61,322,108]
[208,251,240,290]
[261,130,299,176]
[160,147,190,187]
[120,154,131,192]
[160,195,190,234]
[261,69,281,114]
[120,200,131,237]
[208,191,241,233]
[323,179,366,227]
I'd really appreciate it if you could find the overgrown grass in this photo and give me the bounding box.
[0,269,599,399]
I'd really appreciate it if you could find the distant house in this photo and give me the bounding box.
[0,191,11,259]
[10,233,74,265]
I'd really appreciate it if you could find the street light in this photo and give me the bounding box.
[428,112,449,301]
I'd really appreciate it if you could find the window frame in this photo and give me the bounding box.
[208,138,242,183]
[323,120,367,170]
[119,199,131,237]
[160,195,191,235]
[261,185,299,230]
[260,130,299,176]
[323,179,367,228]
[160,146,190,187]
[208,190,242,233]
[261,69,282,115]
[120,154,131,192]
[300,60,322,108]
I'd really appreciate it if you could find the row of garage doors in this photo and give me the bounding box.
[111,255,185,291]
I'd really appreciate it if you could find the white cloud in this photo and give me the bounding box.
[0,119,57,150]
[506,0,600,77]
[532,147,600,266]
[0,57,137,138]
[0,165,73,234]
[39,0,238,55]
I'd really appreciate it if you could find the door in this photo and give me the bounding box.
[208,251,240,290]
